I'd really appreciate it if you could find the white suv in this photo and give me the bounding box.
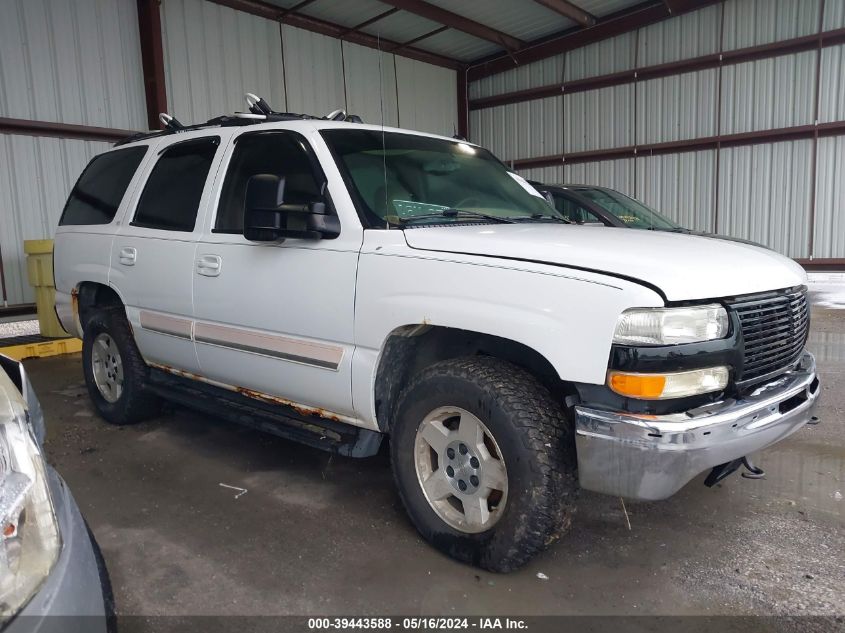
[54,101,820,571]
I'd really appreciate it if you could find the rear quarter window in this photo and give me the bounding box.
[132,137,219,232]
[59,146,148,225]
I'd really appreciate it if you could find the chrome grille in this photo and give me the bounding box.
[730,287,810,383]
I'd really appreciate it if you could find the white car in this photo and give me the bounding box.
[0,355,112,632]
[53,100,820,572]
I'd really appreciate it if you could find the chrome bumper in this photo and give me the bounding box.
[574,351,820,501]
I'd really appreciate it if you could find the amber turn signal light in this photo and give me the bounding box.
[608,366,729,400]
[609,373,667,399]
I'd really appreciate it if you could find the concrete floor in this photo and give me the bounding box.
[23,307,845,619]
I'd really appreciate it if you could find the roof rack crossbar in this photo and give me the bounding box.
[114,94,366,146]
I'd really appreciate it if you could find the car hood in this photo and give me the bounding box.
[402,224,807,302]
[663,228,768,249]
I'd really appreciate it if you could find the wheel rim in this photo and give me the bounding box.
[413,406,508,534]
[91,332,124,404]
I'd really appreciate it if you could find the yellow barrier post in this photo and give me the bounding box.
[23,239,68,338]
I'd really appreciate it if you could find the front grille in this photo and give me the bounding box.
[730,287,810,383]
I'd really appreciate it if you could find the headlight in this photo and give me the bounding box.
[608,366,730,399]
[614,305,729,346]
[0,378,60,618]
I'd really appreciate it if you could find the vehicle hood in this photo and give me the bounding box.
[670,228,768,249]
[402,224,807,302]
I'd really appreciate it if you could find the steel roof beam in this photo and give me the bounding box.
[207,0,465,69]
[470,27,845,110]
[389,26,450,53]
[0,117,138,142]
[662,0,708,14]
[467,0,722,81]
[339,8,401,36]
[280,0,319,15]
[376,0,524,51]
[532,0,595,27]
[509,121,845,169]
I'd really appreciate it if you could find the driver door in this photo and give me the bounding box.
[191,130,361,419]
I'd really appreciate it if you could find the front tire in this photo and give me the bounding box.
[390,357,577,572]
[82,308,160,425]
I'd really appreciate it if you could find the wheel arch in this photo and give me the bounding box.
[372,324,575,433]
[74,281,126,331]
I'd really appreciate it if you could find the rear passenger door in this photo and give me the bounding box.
[110,134,228,372]
[54,145,150,335]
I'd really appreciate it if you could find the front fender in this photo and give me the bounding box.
[350,238,664,426]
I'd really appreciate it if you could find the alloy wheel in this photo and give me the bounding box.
[413,406,508,534]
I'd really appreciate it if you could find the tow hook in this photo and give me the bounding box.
[739,456,765,479]
[704,456,766,487]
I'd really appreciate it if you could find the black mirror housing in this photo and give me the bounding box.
[243,174,339,242]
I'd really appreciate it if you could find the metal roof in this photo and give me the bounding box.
[243,0,650,64]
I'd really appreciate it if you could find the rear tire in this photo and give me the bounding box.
[82,308,161,425]
[390,356,577,572]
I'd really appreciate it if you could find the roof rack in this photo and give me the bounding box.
[115,93,364,146]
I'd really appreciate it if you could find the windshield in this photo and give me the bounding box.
[573,188,681,230]
[321,129,559,227]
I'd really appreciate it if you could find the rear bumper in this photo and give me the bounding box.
[54,290,80,339]
[574,351,820,501]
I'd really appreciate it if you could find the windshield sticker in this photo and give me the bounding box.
[392,200,448,219]
[507,172,545,199]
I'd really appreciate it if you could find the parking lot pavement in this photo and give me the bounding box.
[23,307,844,618]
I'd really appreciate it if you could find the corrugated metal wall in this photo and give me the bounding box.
[0,0,147,305]
[0,0,458,306]
[0,136,113,305]
[720,51,816,134]
[566,85,635,153]
[161,0,457,134]
[343,43,399,128]
[636,70,719,144]
[161,0,287,125]
[0,0,147,129]
[469,0,845,259]
[819,44,845,123]
[814,136,845,258]
[636,151,717,232]
[718,140,814,256]
[395,56,458,135]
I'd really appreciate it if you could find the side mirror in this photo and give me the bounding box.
[243,174,340,242]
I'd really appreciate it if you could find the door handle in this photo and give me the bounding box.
[196,254,222,277]
[119,247,137,266]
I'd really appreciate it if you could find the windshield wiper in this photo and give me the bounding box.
[398,209,517,225]
[511,213,572,224]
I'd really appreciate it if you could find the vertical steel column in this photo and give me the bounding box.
[713,1,726,235]
[807,0,826,259]
[137,0,168,130]
[457,70,469,139]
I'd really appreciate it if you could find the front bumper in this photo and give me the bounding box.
[4,467,110,633]
[574,351,820,501]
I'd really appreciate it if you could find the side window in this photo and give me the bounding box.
[59,147,147,225]
[215,132,326,233]
[132,137,219,232]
